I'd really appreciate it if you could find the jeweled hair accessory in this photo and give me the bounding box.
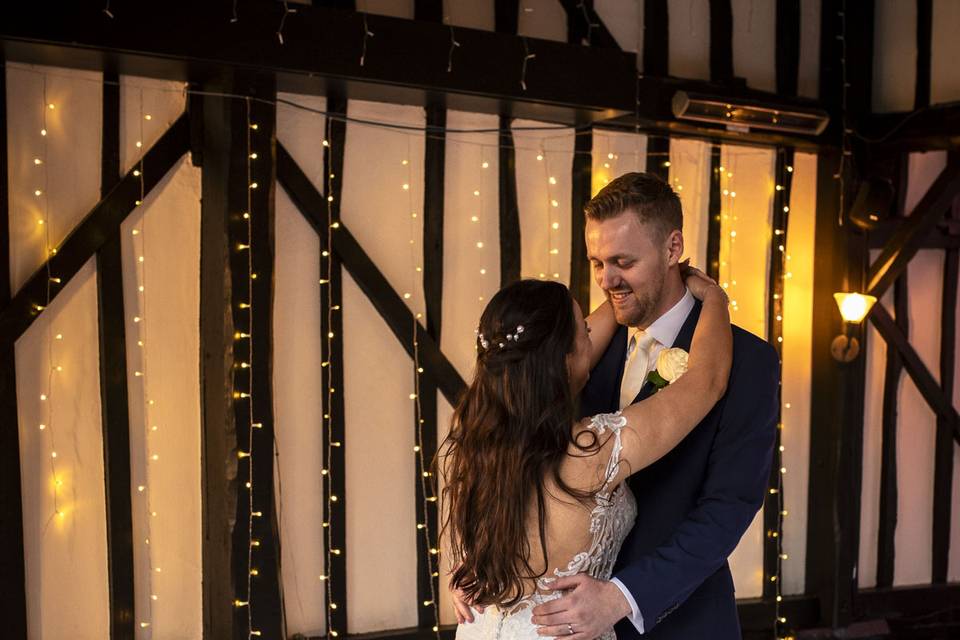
[474,328,490,350]
[475,325,525,351]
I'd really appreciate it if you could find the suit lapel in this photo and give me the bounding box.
[629,300,702,406]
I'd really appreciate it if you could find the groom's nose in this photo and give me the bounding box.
[599,265,621,291]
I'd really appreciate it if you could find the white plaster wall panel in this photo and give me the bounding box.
[119,156,202,638]
[444,0,495,31]
[669,137,711,275]
[16,259,109,640]
[277,92,327,195]
[798,0,821,99]
[931,0,960,105]
[343,270,418,632]
[872,0,917,113]
[518,0,568,43]
[359,0,414,19]
[668,0,711,80]
[119,76,186,174]
[731,0,776,92]
[274,186,327,636]
[442,111,501,380]
[512,119,575,286]
[595,0,643,53]
[6,63,101,294]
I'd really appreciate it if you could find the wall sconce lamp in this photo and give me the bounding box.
[831,292,878,362]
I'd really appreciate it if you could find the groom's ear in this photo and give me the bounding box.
[665,229,684,265]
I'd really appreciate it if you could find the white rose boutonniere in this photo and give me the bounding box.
[647,347,689,392]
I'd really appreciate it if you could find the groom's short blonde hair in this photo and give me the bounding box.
[584,172,682,241]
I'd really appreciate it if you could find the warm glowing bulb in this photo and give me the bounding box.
[548,176,556,185]
[833,292,877,323]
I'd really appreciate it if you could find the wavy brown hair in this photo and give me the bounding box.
[437,279,603,608]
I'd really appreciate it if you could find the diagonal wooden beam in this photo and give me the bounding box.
[276,143,467,406]
[867,162,960,300]
[869,303,960,444]
[0,113,190,353]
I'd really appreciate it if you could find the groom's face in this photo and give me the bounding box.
[585,210,669,327]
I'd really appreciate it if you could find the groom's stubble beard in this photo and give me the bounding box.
[609,258,668,328]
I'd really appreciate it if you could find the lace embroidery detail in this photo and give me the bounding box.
[456,412,637,640]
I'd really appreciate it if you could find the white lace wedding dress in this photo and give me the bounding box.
[455,412,637,640]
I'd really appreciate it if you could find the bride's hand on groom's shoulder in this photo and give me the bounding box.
[680,261,724,303]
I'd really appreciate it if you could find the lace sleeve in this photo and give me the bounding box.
[587,411,629,494]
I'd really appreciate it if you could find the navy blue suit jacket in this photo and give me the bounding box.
[579,300,779,640]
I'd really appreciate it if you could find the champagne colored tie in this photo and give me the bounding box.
[619,329,658,410]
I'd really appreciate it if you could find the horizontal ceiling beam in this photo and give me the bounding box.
[1,1,830,144]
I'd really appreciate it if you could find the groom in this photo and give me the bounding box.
[533,172,779,639]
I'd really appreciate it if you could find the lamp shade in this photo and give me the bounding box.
[833,292,877,323]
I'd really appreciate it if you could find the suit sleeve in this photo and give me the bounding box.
[612,338,780,633]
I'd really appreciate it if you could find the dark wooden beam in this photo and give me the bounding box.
[804,149,868,628]
[558,0,621,49]
[646,134,670,182]
[0,114,190,353]
[642,0,669,76]
[498,115,521,287]
[95,70,136,640]
[0,50,28,640]
[867,219,960,249]
[867,162,960,301]
[0,2,636,126]
[869,303,960,443]
[198,88,237,640]
[417,104,444,631]
[876,277,908,588]
[322,93,349,636]
[915,0,932,110]
[705,144,722,282]
[570,128,592,311]
[861,105,960,152]
[775,0,800,97]
[414,0,443,23]
[276,143,467,406]
[709,0,733,83]
[230,82,283,638]
[494,0,520,35]
[931,239,956,584]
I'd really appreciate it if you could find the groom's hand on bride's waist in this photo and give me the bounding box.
[532,574,631,639]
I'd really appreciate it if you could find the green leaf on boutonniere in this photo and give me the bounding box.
[647,369,669,391]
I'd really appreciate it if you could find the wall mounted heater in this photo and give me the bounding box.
[672,91,830,136]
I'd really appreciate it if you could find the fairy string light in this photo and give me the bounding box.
[718,155,740,316]
[228,96,262,637]
[768,151,794,640]
[34,73,66,523]
[475,145,491,303]
[128,87,162,634]
[540,146,561,280]
[320,113,343,639]
[402,135,441,637]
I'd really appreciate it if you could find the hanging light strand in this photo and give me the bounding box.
[403,136,441,636]
[130,87,161,634]
[37,74,65,522]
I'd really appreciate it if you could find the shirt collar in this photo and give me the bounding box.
[635,287,695,348]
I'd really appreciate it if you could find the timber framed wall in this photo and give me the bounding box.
[2,2,960,639]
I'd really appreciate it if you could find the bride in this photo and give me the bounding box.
[437,266,731,640]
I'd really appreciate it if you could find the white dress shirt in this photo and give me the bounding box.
[610,287,695,634]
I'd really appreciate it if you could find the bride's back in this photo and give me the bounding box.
[516,415,635,601]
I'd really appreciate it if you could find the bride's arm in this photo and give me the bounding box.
[612,273,732,476]
[585,300,617,370]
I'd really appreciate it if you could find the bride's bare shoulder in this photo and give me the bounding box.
[558,416,624,493]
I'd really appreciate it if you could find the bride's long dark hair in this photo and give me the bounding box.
[437,279,603,608]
